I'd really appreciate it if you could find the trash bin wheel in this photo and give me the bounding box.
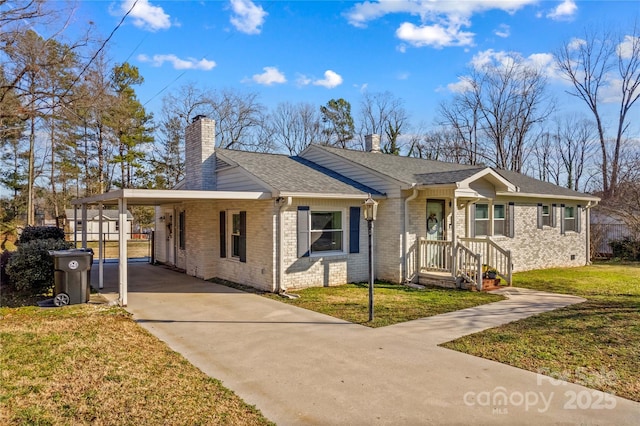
[53,292,70,307]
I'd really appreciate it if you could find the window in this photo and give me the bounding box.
[493,204,505,236]
[310,211,343,254]
[220,210,246,262]
[231,212,241,258]
[474,204,490,236]
[542,205,550,227]
[76,220,83,231]
[564,206,576,232]
[178,211,185,250]
[115,220,120,231]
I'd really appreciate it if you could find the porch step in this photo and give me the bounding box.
[418,272,458,289]
[472,278,503,292]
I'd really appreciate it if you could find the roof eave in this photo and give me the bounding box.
[495,191,600,202]
[277,191,386,200]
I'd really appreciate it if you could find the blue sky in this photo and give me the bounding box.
[72,0,639,130]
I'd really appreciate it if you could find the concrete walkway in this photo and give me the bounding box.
[95,263,640,425]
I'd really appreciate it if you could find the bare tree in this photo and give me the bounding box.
[439,53,552,172]
[359,91,410,154]
[207,88,266,150]
[556,22,640,197]
[268,101,321,155]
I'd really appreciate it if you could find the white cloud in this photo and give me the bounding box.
[295,74,312,87]
[250,67,286,85]
[137,54,216,70]
[546,0,577,21]
[567,37,586,51]
[120,0,171,31]
[345,0,536,48]
[447,76,474,93]
[229,0,267,35]
[396,21,474,48]
[494,24,510,38]
[617,35,640,59]
[313,70,343,89]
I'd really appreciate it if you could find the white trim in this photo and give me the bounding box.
[71,189,272,206]
[496,191,599,202]
[458,168,517,193]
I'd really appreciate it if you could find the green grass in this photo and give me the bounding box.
[441,262,640,402]
[263,282,504,328]
[0,304,273,425]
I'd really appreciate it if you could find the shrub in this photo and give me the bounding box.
[18,226,66,244]
[6,239,72,295]
[609,237,640,261]
[1,250,13,287]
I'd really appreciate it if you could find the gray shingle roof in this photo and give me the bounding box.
[491,168,596,199]
[313,145,596,199]
[217,149,381,196]
[314,145,482,184]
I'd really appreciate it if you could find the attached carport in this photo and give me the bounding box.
[71,189,271,306]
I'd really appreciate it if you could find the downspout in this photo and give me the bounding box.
[403,186,418,283]
[276,196,292,293]
[585,200,599,265]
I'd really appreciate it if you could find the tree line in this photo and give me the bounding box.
[1,2,638,232]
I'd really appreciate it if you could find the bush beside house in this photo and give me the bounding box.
[3,226,71,296]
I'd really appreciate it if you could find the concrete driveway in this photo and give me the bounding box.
[95,263,640,425]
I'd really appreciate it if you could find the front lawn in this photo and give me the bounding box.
[0,304,273,425]
[441,262,640,402]
[263,282,504,328]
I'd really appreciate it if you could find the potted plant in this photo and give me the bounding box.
[482,264,498,279]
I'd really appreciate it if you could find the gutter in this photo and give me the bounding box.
[403,186,419,283]
[584,199,599,266]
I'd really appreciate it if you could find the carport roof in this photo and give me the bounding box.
[71,188,272,206]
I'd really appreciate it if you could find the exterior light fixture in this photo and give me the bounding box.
[362,193,378,321]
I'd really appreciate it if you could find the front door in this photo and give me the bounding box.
[426,199,445,240]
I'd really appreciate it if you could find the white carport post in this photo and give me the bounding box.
[98,203,104,289]
[118,197,128,306]
[81,204,88,248]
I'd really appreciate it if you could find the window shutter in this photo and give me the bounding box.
[536,203,543,229]
[349,207,360,253]
[219,211,226,257]
[469,203,476,238]
[507,202,515,237]
[560,204,565,235]
[239,211,247,263]
[551,204,557,228]
[576,205,582,233]
[297,206,310,257]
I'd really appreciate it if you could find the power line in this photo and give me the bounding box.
[60,0,139,100]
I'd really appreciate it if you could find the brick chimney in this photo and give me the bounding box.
[365,134,381,153]
[185,115,216,190]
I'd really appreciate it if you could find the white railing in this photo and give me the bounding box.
[418,239,454,272]
[455,242,483,290]
[459,237,512,285]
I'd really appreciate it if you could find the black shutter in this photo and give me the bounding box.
[349,207,360,253]
[537,203,543,229]
[219,211,226,258]
[239,211,247,263]
[469,204,476,238]
[508,202,515,237]
[297,206,310,257]
[560,204,565,235]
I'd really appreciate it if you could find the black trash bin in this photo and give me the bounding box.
[49,248,94,307]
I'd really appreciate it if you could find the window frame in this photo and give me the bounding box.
[474,203,491,237]
[309,209,346,256]
[493,204,506,236]
[542,204,550,227]
[227,210,241,259]
[564,206,576,233]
